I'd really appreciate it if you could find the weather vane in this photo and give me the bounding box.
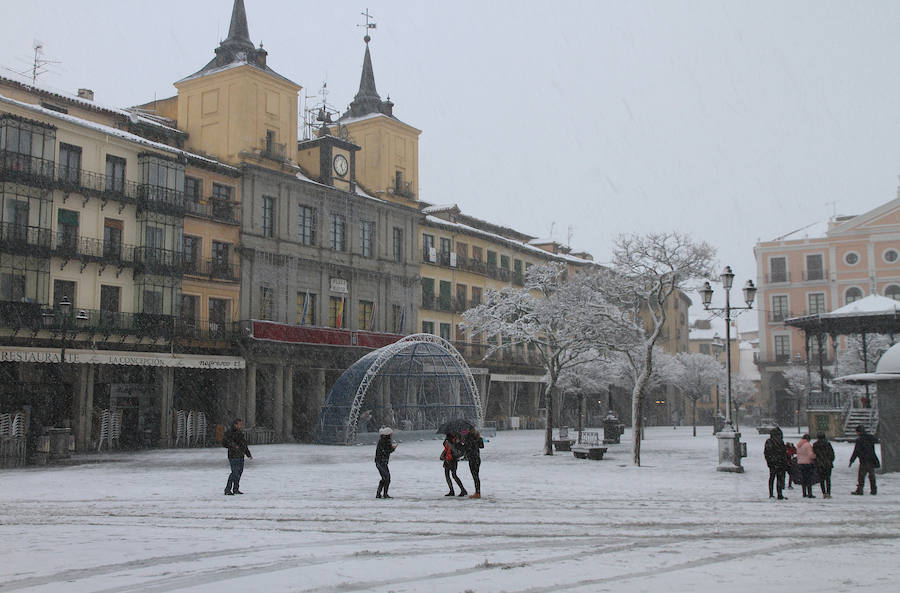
[358,8,376,43]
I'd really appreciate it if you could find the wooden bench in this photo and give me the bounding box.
[572,431,608,460]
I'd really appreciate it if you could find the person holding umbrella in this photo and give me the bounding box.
[441,432,467,497]
[463,428,484,499]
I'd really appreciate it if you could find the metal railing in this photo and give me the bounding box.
[802,269,828,282]
[182,258,239,282]
[765,272,790,284]
[136,184,185,216]
[133,246,183,276]
[184,198,240,225]
[0,151,140,203]
[0,222,52,252]
[768,310,792,322]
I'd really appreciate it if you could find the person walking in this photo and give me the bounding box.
[796,433,817,498]
[785,441,798,489]
[463,429,484,499]
[375,426,398,499]
[764,426,790,500]
[442,433,467,497]
[849,424,879,495]
[222,418,252,495]
[813,432,835,499]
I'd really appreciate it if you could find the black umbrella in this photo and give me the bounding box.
[437,419,475,435]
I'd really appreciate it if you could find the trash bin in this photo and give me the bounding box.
[36,427,72,464]
[603,412,622,444]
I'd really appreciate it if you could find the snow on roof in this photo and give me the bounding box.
[338,111,420,131]
[292,169,385,204]
[768,220,830,242]
[0,75,181,136]
[424,215,597,266]
[827,294,900,316]
[421,204,457,215]
[0,92,237,172]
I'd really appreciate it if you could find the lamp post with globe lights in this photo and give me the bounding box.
[699,266,757,472]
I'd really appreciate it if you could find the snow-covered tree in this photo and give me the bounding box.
[676,352,724,436]
[728,374,757,431]
[461,262,597,455]
[837,334,894,376]
[582,232,715,465]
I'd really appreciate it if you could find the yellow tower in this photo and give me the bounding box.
[172,0,300,167]
[337,35,421,205]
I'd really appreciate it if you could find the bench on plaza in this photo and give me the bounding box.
[552,426,576,452]
[571,431,608,460]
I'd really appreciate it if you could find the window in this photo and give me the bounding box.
[805,254,824,281]
[145,226,164,261]
[330,213,346,251]
[266,130,275,153]
[439,237,451,256]
[262,196,275,238]
[700,343,710,355]
[471,286,483,306]
[845,287,863,305]
[100,285,120,313]
[456,242,468,260]
[211,241,230,278]
[297,292,317,325]
[439,323,451,341]
[421,320,434,335]
[471,246,482,262]
[359,300,374,330]
[53,279,76,308]
[395,170,403,192]
[774,335,790,360]
[298,205,317,245]
[456,284,467,310]
[259,286,274,320]
[769,257,787,283]
[58,143,81,184]
[455,324,466,342]
[421,277,435,308]
[513,259,523,282]
[0,115,55,172]
[844,251,859,266]
[392,227,403,262]
[360,220,375,257]
[57,209,79,252]
[181,294,199,321]
[886,285,900,301]
[0,274,25,301]
[185,176,202,204]
[885,249,899,263]
[142,289,163,314]
[209,183,233,220]
[487,250,497,268]
[209,298,229,338]
[771,295,789,321]
[329,296,345,328]
[808,293,825,315]
[182,235,201,273]
[392,304,403,333]
[500,255,510,270]
[105,155,126,193]
[140,154,184,205]
[439,280,451,310]
[422,233,435,261]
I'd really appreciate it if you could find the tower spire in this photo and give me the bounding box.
[345,11,393,118]
[225,0,253,48]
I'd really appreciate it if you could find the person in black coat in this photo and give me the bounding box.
[375,426,398,499]
[222,418,252,495]
[813,432,835,498]
[849,424,879,495]
[462,429,485,499]
[442,433,467,497]
[763,426,790,500]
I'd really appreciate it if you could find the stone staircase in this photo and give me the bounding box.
[843,408,878,439]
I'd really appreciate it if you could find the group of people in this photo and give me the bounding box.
[764,424,879,500]
[440,430,484,498]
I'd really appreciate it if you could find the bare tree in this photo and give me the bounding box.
[584,232,715,465]
[676,352,724,436]
[461,263,597,455]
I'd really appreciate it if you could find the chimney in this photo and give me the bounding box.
[77,88,94,101]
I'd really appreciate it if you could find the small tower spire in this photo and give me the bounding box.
[345,10,392,118]
[226,0,252,46]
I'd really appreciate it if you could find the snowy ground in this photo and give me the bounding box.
[0,427,897,593]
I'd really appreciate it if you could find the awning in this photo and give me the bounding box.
[0,346,245,369]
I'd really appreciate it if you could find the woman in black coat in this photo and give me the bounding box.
[375,427,397,499]
[763,426,789,500]
[463,429,484,499]
[812,432,835,499]
[442,433,467,497]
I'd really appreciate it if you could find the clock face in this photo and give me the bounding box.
[333,154,349,177]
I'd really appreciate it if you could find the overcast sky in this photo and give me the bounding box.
[4,1,900,329]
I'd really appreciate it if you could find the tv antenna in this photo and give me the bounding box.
[358,8,376,43]
[825,201,837,218]
[30,41,59,84]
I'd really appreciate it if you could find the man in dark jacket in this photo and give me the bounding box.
[813,432,835,498]
[463,429,485,499]
[375,426,398,499]
[763,426,789,500]
[222,418,252,495]
[849,424,878,495]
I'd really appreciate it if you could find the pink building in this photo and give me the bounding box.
[755,196,900,424]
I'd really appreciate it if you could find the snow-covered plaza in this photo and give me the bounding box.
[1,427,897,593]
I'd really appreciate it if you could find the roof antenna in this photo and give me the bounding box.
[30,41,59,85]
[825,201,837,219]
[358,8,377,43]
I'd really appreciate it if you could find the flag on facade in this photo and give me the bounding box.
[337,296,345,329]
[398,305,405,334]
[368,301,376,331]
[300,290,310,325]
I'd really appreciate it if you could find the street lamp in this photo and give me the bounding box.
[700,266,757,473]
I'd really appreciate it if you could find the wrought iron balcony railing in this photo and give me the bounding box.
[183,197,240,225]
[0,222,52,253]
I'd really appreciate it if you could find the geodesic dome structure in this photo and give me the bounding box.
[315,334,482,445]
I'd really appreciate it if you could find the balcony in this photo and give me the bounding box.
[768,310,792,322]
[182,258,239,282]
[765,272,790,284]
[421,295,437,310]
[0,151,55,186]
[438,251,452,267]
[136,185,185,216]
[468,259,486,275]
[394,180,415,200]
[133,246,182,276]
[0,222,52,255]
[175,317,234,341]
[184,198,240,225]
[499,268,510,282]
[53,232,135,267]
[486,265,499,279]
[453,297,467,313]
[802,269,828,282]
